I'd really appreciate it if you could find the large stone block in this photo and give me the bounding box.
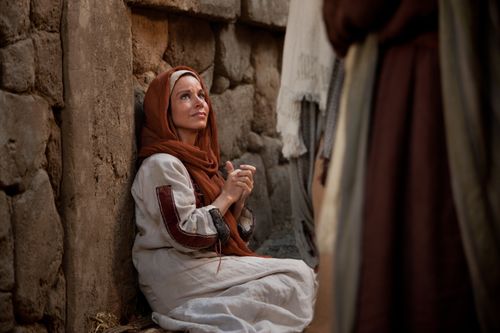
[33,32,64,107]
[215,24,251,84]
[12,170,63,323]
[125,0,241,21]
[131,8,168,74]
[0,292,14,332]
[260,135,283,170]
[165,16,215,73]
[246,131,263,153]
[31,0,62,32]
[0,39,35,92]
[0,0,30,45]
[251,32,281,135]
[232,153,272,248]
[0,92,51,188]
[211,75,230,94]
[241,0,289,30]
[63,1,137,331]
[210,84,254,161]
[0,192,14,292]
[44,270,65,333]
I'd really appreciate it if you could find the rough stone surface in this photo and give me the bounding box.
[241,0,289,30]
[215,24,252,84]
[31,0,62,32]
[251,32,281,135]
[155,59,172,75]
[0,0,30,45]
[247,131,264,153]
[0,39,35,92]
[232,153,272,248]
[45,114,62,198]
[62,1,137,331]
[134,79,146,147]
[0,192,14,292]
[260,135,283,170]
[268,165,291,227]
[0,292,14,332]
[44,270,66,333]
[211,75,230,94]
[256,164,299,259]
[125,0,241,21]
[12,323,48,333]
[210,84,254,161]
[242,64,254,84]
[131,8,168,74]
[256,225,300,258]
[0,92,51,188]
[165,16,215,73]
[200,64,214,92]
[12,170,63,323]
[136,71,157,91]
[33,32,64,107]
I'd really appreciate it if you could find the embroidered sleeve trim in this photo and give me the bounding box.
[156,185,217,249]
[237,206,255,242]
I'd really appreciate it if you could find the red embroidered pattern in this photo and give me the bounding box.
[156,185,216,249]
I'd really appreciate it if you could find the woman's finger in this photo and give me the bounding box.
[240,164,256,175]
[236,181,252,193]
[225,161,235,174]
[228,169,242,181]
[238,169,253,179]
[235,175,252,187]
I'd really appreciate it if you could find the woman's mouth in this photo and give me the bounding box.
[193,112,207,118]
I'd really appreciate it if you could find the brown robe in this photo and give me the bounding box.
[323,0,480,332]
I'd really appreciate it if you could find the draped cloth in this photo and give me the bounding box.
[321,0,500,332]
[439,1,500,331]
[278,0,338,269]
[321,35,378,333]
[138,66,254,257]
[276,0,334,159]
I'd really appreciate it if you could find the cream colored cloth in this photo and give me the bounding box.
[276,0,334,158]
[316,35,378,333]
[132,153,317,333]
[439,1,500,330]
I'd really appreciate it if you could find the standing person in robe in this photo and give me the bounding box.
[321,0,500,332]
[131,66,317,333]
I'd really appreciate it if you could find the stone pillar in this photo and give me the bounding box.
[61,1,136,332]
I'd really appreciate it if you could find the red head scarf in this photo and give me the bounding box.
[139,65,255,256]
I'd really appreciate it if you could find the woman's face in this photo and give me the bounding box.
[170,75,209,140]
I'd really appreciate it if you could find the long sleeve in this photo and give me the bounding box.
[132,153,218,253]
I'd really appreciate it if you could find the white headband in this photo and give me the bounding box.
[169,70,198,94]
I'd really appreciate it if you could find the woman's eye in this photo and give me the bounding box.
[180,94,190,100]
[198,93,206,100]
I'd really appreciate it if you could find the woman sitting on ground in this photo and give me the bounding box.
[132,66,317,332]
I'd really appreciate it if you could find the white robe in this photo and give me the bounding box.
[132,153,317,333]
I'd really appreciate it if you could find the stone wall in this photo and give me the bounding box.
[0,0,65,332]
[0,1,293,332]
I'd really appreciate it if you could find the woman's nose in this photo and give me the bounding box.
[194,95,204,107]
